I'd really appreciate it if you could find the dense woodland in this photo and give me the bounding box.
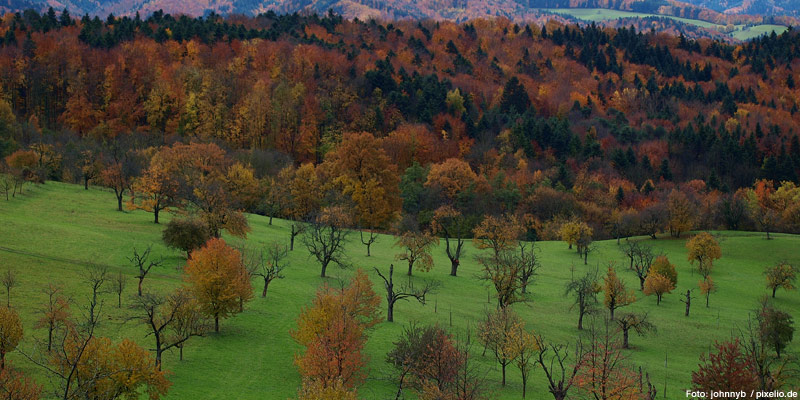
[0,8,799,400]
[1,9,799,241]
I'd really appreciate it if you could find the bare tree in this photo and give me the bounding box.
[302,207,351,278]
[1,269,16,307]
[35,284,71,352]
[565,267,601,330]
[131,289,208,370]
[82,265,107,327]
[111,272,127,308]
[250,243,289,297]
[621,241,655,290]
[516,242,541,294]
[128,246,164,296]
[613,312,655,349]
[360,230,379,257]
[535,336,585,400]
[375,264,439,322]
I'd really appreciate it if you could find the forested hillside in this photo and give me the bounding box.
[1,9,800,241]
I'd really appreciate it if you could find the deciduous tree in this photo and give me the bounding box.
[643,273,674,305]
[473,214,524,257]
[667,189,695,238]
[250,243,289,297]
[394,232,438,276]
[35,284,71,352]
[692,339,758,394]
[765,262,796,298]
[303,206,352,278]
[478,308,521,387]
[431,205,471,277]
[128,246,164,296]
[566,268,601,330]
[1,269,16,307]
[686,232,721,279]
[699,277,717,307]
[0,306,23,370]
[575,321,639,400]
[603,265,636,320]
[387,324,462,398]
[375,264,438,322]
[129,163,180,224]
[613,312,655,349]
[162,218,210,259]
[183,238,252,332]
[0,363,42,400]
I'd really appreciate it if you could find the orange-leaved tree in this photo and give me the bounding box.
[394,232,439,276]
[603,265,636,320]
[184,238,252,332]
[292,270,381,392]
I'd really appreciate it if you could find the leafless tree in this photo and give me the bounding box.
[1,268,16,307]
[128,246,163,296]
[375,264,439,322]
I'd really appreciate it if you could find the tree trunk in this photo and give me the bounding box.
[138,277,144,296]
[154,208,159,224]
[450,259,459,277]
[117,293,122,308]
[179,345,184,360]
[290,230,295,251]
[578,309,584,330]
[321,262,328,278]
[623,328,629,349]
[639,277,645,291]
[522,373,527,398]
[772,287,777,298]
[407,260,413,276]
[656,294,661,305]
[215,314,219,332]
[705,293,710,307]
[117,194,123,211]
[155,348,162,371]
[47,325,53,351]
[610,307,615,321]
[387,301,394,322]
[84,177,89,190]
[366,242,371,257]
[262,278,269,297]
[268,215,273,225]
[501,363,506,386]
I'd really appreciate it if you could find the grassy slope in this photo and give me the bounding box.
[1,181,798,399]
[538,8,789,39]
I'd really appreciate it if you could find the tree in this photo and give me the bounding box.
[643,274,674,305]
[431,205,471,277]
[506,324,538,398]
[35,284,71,352]
[613,313,655,349]
[638,204,666,239]
[747,180,780,240]
[1,269,16,307]
[620,241,655,290]
[478,308,521,387]
[765,262,796,298]
[473,214,523,257]
[250,243,289,297]
[0,306,23,370]
[82,265,107,327]
[757,303,794,358]
[387,324,463,398]
[686,232,721,279]
[183,238,252,332]
[292,270,380,390]
[535,337,585,400]
[667,189,695,238]
[0,363,42,400]
[128,246,164,296]
[132,289,208,369]
[575,320,639,400]
[692,339,758,394]
[303,206,352,278]
[100,161,133,212]
[478,250,528,309]
[566,268,601,330]
[559,220,592,254]
[679,289,694,317]
[375,264,438,322]
[699,277,717,307]
[288,163,322,250]
[129,163,180,224]
[111,272,127,308]
[394,232,438,276]
[603,265,636,320]
[162,218,210,259]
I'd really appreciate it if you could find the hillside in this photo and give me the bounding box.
[2,181,798,399]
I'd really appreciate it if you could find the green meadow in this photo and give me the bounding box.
[538,8,789,40]
[1,181,798,399]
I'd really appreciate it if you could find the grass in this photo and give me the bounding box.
[1,181,799,399]
[538,8,788,40]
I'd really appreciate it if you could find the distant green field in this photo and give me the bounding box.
[1,181,799,399]
[538,8,788,40]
